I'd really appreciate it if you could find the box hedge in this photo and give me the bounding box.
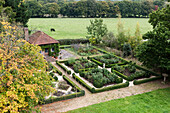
[52,64,62,75]
[56,61,71,75]
[72,73,95,93]
[133,76,162,85]
[135,65,161,76]
[94,81,129,93]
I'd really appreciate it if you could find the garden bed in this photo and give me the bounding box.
[89,54,126,68]
[64,57,98,73]
[68,44,102,56]
[43,75,85,104]
[111,63,159,81]
[79,68,123,88]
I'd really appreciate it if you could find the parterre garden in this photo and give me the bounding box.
[47,44,162,102]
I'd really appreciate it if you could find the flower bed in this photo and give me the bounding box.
[64,57,98,73]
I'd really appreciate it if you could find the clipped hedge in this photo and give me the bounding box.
[133,76,162,85]
[113,70,130,81]
[72,73,129,93]
[72,73,95,93]
[44,90,85,104]
[42,75,85,104]
[58,38,89,45]
[52,64,62,75]
[90,58,103,67]
[59,45,72,49]
[56,61,71,75]
[63,75,81,91]
[91,46,109,54]
[135,65,161,76]
[94,81,129,93]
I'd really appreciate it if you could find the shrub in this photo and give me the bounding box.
[53,76,58,81]
[49,72,54,77]
[93,79,103,88]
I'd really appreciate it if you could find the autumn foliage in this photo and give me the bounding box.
[0,19,54,112]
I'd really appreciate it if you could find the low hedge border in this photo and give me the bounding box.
[89,57,126,68]
[56,61,71,74]
[89,58,103,67]
[51,63,62,75]
[94,81,129,93]
[135,65,161,76]
[133,76,162,85]
[106,62,127,68]
[58,38,89,45]
[60,45,72,49]
[113,70,130,81]
[63,75,82,91]
[42,75,85,104]
[72,73,129,93]
[72,73,95,93]
[91,46,109,54]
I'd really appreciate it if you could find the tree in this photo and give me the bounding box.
[117,14,127,50]
[135,5,170,74]
[26,1,44,17]
[43,3,60,17]
[3,0,30,26]
[0,18,54,112]
[86,19,108,44]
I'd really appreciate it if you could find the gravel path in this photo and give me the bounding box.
[39,63,170,113]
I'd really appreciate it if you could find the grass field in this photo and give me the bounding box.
[28,18,152,40]
[67,88,170,113]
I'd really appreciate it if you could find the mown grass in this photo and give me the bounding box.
[28,18,152,40]
[67,88,170,113]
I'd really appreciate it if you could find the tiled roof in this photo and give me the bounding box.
[29,31,59,45]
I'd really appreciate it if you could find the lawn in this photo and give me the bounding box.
[28,18,152,40]
[67,88,170,113]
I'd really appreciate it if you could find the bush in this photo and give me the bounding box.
[67,70,71,75]
[49,72,54,77]
[53,76,58,81]
[115,77,123,83]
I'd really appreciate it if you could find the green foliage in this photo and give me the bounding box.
[80,68,122,88]
[102,31,118,48]
[41,43,59,57]
[117,15,128,49]
[133,76,162,85]
[86,19,108,44]
[73,73,129,93]
[53,76,58,81]
[4,0,30,26]
[135,6,170,73]
[123,43,132,57]
[43,3,59,17]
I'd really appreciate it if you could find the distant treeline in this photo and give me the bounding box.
[26,0,164,18]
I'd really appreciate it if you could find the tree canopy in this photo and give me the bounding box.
[135,5,170,74]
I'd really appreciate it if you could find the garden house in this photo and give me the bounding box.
[25,28,60,57]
